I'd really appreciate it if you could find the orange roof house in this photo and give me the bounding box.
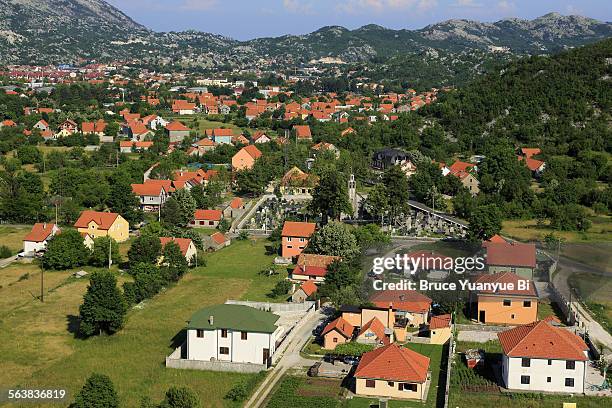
[74,210,129,242]
[321,316,354,350]
[356,317,391,346]
[190,209,223,228]
[497,320,589,393]
[485,241,536,279]
[23,223,60,254]
[293,125,312,140]
[429,314,452,344]
[231,144,262,171]
[354,343,430,400]
[291,280,318,303]
[159,237,196,263]
[281,221,316,259]
[471,272,538,325]
[291,253,341,282]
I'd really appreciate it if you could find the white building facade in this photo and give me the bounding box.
[502,354,587,393]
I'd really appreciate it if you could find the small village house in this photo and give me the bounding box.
[291,280,318,303]
[279,167,319,196]
[485,241,537,279]
[190,209,223,228]
[74,211,129,242]
[428,314,452,344]
[231,145,262,171]
[223,197,245,219]
[281,221,316,259]
[159,237,197,265]
[131,182,168,212]
[321,316,354,350]
[204,232,231,251]
[22,223,60,254]
[165,121,191,143]
[185,304,283,366]
[354,343,430,400]
[290,253,340,282]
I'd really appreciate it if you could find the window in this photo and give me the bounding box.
[521,358,530,367]
[548,359,552,365]
[387,382,394,387]
[241,331,248,340]
[511,267,517,273]
[565,378,574,387]
[209,221,214,226]
[299,238,305,242]
[287,237,292,242]
[219,347,229,355]
[523,301,531,307]
[547,377,551,383]
[521,376,530,385]
[365,380,375,388]
[566,361,575,370]
[196,329,204,338]
[333,338,338,343]
[287,245,292,249]
[503,299,511,307]
[221,329,228,338]
[399,383,417,392]
[511,314,515,319]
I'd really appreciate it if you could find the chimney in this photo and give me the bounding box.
[209,315,214,325]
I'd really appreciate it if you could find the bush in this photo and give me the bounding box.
[159,386,200,408]
[224,383,248,401]
[269,280,292,298]
[70,373,119,408]
[0,245,12,258]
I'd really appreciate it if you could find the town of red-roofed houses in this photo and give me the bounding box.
[0,1,610,407]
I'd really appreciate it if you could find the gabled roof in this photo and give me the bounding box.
[229,197,243,209]
[497,321,588,361]
[131,182,165,196]
[293,125,312,139]
[358,317,390,345]
[129,121,149,135]
[159,237,193,256]
[194,209,222,221]
[429,314,452,330]
[485,242,536,268]
[293,253,340,277]
[281,221,316,238]
[74,211,120,230]
[241,144,262,160]
[298,280,318,297]
[482,234,509,247]
[521,148,541,158]
[369,289,432,313]
[187,304,279,333]
[355,343,430,383]
[23,223,59,242]
[322,316,354,339]
[165,121,190,131]
[210,231,228,245]
[472,272,538,297]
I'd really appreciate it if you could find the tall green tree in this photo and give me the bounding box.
[71,373,119,408]
[90,236,122,267]
[42,229,90,270]
[128,233,162,265]
[162,189,196,228]
[78,270,128,337]
[382,165,410,223]
[307,222,359,259]
[107,171,143,226]
[309,169,352,221]
[467,204,503,241]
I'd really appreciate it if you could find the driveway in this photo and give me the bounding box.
[245,307,325,407]
[0,255,17,268]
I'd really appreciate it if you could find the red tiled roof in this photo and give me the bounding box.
[159,237,193,256]
[355,343,430,383]
[229,197,243,209]
[129,121,149,135]
[210,232,228,245]
[242,144,262,160]
[429,314,452,330]
[472,272,537,297]
[165,121,189,131]
[482,234,508,247]
[131,182,165,196]
[322,316,354,339]
[518,156,545,171]
[74,211,119,230]
[497,321,588,361]
[23,223,58,242]
[293,125,312,139]
[281,221,316,238]
[521,148,541,158]
[369,289,432,313]
[358,317,390,346]
[485,242,536,268]
[449,161,474,174]
[299,280,318,297]
[194,209,222,221]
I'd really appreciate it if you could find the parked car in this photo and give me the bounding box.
[343,356,359,366]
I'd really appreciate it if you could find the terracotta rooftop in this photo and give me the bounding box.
[74,211,120,230]
[194,209,222,221]
[369,289,432,313]
[358,317,390,346]
[299,280,318,297]
[159,237,193,256]
[23,223,59,242]
[498,321,588,361]
[210,232,228,245]
[281,221,316,238]
[485,241,536,268]
[355,343,430,383]
[322,316,354,339]
[429,314,452,330]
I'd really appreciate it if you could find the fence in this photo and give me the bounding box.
[165,345,267,373]
[225,299,315,313]
[443,335,455,408]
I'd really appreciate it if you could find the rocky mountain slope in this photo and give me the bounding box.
[0,1,610,68]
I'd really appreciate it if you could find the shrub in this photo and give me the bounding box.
[0,245,12,258]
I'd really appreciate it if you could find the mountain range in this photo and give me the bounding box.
[0,0,611,72]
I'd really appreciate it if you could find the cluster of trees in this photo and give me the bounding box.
[42,229,121,270]
[71,373,201,408]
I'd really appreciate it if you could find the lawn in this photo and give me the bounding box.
[502,217,612,243]
[568,272,612,336]
[0,225,31,254]
[537,300,566,323]
[409,240,479,258]
[0,237,281,407]
[560,242,612,272]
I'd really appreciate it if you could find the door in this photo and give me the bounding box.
[479,310,486,323]
[263,348,270,367]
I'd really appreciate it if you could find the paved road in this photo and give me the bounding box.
[552,255,612,357]
[245,308,325,408]
[0,255,17,268]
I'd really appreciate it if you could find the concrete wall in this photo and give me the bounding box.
[503,355,586,393]
[225,299,315,313]
[166,346,266,373]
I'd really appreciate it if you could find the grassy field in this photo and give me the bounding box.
[409,240,479,258]
[0,225,31,254]
[568,272,612,336]
[537,300,566,323]
[502,217,612,243]
[561,242,612,272]
[449,340,611,407]
[0,238,281,407]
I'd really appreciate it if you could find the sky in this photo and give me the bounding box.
[106,0,612,40]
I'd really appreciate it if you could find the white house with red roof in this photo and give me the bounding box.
[498,320,589,393]
[131,181,168,212]
[22,223,60,254]
[190,209,223,228]
[354,343,430,400]
[159,237,196,265]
